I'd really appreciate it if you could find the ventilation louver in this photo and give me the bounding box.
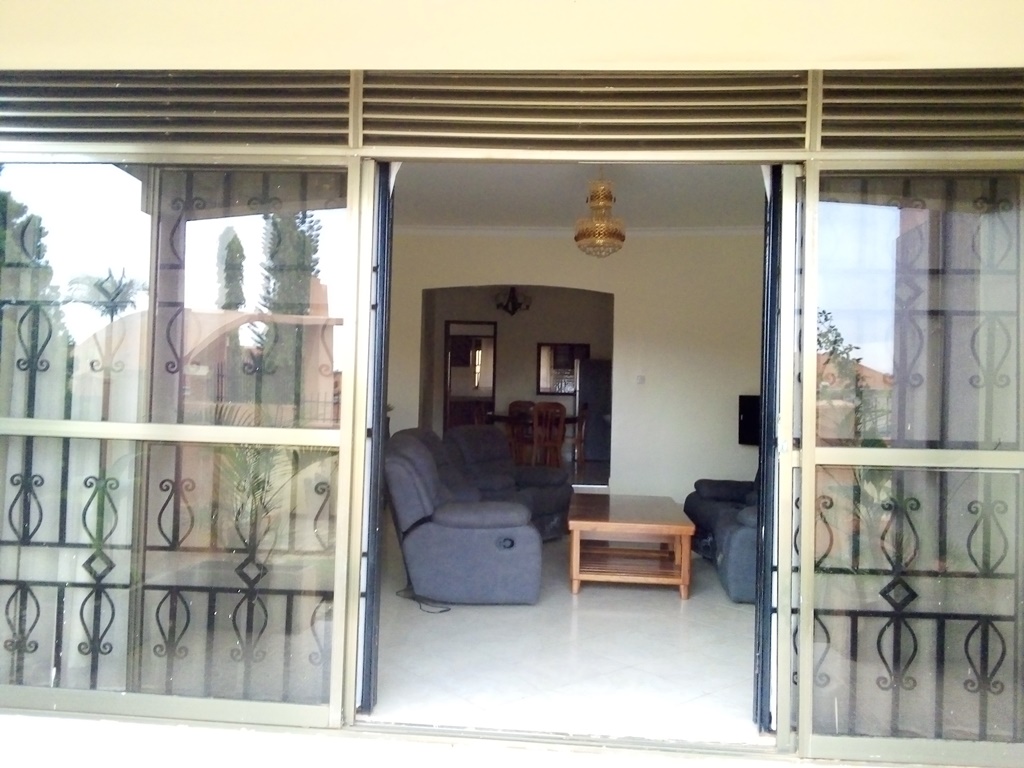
[361,71,809,151]
[0,71,351,145]
[821,70,1024,150]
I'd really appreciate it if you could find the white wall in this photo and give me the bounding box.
[4,2,1023,70]
[422,285,613,433]
[389,226,764,502]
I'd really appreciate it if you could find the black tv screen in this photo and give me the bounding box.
[738,395,760,446]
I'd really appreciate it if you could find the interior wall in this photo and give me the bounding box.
[423,285,613,434]
[389,227,764,501]
[4,2,1022,70]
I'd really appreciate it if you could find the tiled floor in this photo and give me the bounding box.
[364,516,775,748]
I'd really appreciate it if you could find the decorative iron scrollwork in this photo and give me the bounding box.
[875,616,918,692]
[154,589,191,660]
[82,474,120,545]
[77,588,116,657]
[156,477,197,548]
[15,304,53,373]
[814,494,835,567]
[879,495,921,570]
[966,498,1009,575]
[313,480,332,550]
[3,583,41,657]
[968,315,1012,390]
[964,618,1007,695]
[229,594,269,664]
[7,472,44,541]
[308,597,332,666]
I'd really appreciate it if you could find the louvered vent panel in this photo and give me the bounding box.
[361,72,808,151]
[821,70,1024,150]
[0,71,350,145]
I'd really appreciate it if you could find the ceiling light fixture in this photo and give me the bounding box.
[495,286,531,316]
[574,178,625,258]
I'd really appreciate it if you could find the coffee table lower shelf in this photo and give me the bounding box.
[576,544,685,588]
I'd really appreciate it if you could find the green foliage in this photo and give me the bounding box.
[259,213,321,316]
[1,184,49,265]
[219,228,246,311]
[816,309,861,391]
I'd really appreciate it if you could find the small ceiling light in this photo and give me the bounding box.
[495,286,531,316]
[574,178,625,258]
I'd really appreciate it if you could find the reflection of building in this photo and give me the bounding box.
[68,276,342,427]
[816,353,893,444]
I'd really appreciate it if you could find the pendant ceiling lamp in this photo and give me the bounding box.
[574,178,625,258]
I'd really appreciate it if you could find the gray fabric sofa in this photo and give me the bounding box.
[383,431,542,604]
[443,424,573,541]
[682,477,759,604]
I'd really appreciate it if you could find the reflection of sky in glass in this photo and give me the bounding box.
[185,211,346,352]
[2,165,348,351]
[184,211,345,315]
[1,164,151,343]
[818,201,899,374]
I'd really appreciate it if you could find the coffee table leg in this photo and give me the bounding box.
[679,533,692,599]
[570,529,581,594]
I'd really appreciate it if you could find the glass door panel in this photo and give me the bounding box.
[1,164,350,716]
[806,171,1024,754]
[816,175,1020,451]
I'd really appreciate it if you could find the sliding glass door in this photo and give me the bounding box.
[799,167,1024,767]
[1,163,356,723]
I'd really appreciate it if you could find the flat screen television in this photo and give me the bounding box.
[738,395,760,446]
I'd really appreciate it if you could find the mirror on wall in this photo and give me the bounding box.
[444,321,497,429]
[537,343,590,395]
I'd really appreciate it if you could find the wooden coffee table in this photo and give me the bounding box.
[568,494,697,598]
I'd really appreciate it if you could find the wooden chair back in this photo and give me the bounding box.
[507,400,535,464]
[532,401,567,468]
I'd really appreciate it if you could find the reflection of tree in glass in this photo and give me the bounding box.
[69,269,147,323]
[817,309,861,392]
[1,168,69,362]
[259,213,320,316]
[217,227,246,311]
[1,171,49,265]
[216,227,248,406]
[251,213,321,421]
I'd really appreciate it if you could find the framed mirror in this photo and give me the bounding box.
[537,342,589,395]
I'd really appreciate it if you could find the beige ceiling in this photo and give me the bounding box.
[391,162,767,231]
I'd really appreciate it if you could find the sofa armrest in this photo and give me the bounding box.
[434,501,531,529]
[694,478,754,503]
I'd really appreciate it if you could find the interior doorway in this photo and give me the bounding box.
[443,320,496,430]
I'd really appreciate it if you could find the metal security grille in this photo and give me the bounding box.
[359,71,810,151]
[0,71,351,145]
[820,70,1024,150]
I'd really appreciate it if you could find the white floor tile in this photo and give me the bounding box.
[366,533,771,747]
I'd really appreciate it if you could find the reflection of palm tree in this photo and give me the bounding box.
[69,268,147,323]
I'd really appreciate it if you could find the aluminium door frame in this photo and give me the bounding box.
[351,155,804,755]
[0,150,364,730]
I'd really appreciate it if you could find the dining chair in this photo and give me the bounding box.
[532,401,567,468]
[507,400,535,465]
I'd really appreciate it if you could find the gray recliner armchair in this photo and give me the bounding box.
[383,431,542,604]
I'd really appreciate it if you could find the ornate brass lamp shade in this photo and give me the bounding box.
[574,179,625,258]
